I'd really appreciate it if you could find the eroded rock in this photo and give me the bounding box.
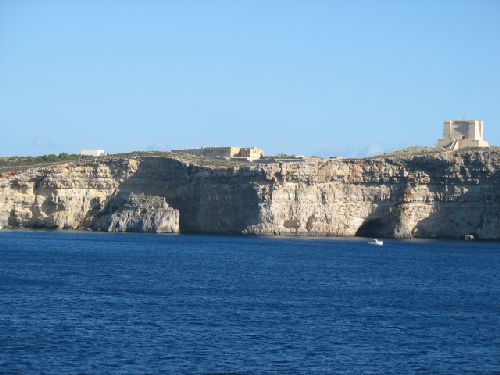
[93,193,179,233]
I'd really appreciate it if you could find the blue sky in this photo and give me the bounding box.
[1,0,499,157]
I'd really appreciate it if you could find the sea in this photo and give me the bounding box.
[0,231,499,374]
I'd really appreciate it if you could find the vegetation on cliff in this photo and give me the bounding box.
[0,153,86,170]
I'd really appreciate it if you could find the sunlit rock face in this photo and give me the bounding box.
[0,159,138,231]
[1,149,499,239]
[247,152,500,240]
[92,193,179,233]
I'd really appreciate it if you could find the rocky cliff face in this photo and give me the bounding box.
[93,193,179,233]
[0,159,136,230]
[0,149,499,239]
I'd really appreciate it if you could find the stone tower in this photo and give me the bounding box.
[436,120,489,150]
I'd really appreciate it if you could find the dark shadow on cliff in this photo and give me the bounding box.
[354,192,404,239]
[351,156,451,239]
[408,168,500,240]
[356,215,394,238]
[353,153,496,239]
[96,157,269,234]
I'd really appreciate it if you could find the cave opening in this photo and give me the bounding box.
[355,217,390,238]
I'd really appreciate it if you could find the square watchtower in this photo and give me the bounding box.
[436,120,489,150]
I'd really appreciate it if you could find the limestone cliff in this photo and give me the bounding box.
[0,149,499,239]
[92,193,179,233]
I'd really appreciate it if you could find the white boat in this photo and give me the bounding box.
[368,238,383,246]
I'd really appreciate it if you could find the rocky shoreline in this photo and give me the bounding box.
[1,149,499,240]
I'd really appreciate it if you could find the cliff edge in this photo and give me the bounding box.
[1,149,499,239]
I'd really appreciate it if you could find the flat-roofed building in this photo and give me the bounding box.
[172,146,263,161]
[436,120,489,150]
[80,149,107,157]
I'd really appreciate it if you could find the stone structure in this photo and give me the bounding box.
[436,120,489,150]
[172,146,263,161]
[80,149,107,157]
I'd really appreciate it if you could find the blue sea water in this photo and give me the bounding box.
[0,232,499,374]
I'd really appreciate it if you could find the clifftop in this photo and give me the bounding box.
[3,146,499,171]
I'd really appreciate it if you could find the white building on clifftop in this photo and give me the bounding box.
[80,149,107,157]
[436,120,489,150]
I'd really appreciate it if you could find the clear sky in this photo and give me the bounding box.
[1,0,499,157]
